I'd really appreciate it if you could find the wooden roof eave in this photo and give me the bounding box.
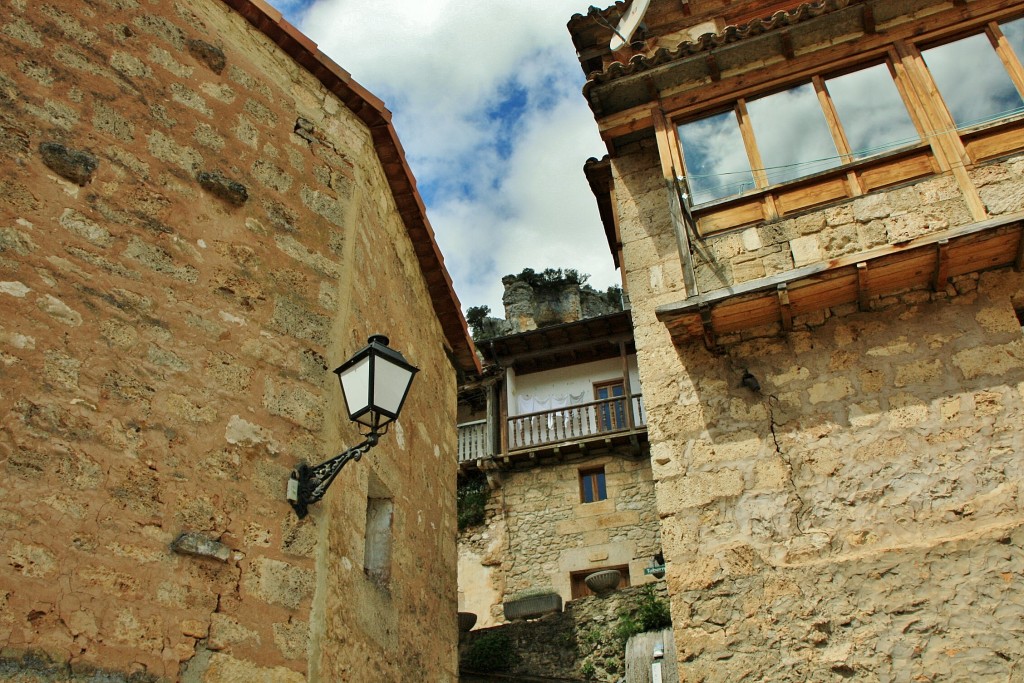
[657,212,1024,349]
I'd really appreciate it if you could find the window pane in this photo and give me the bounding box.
[747,83,840,185]
[677,110,755,205]
[596,472,607,501]
[922,33,1024,128]
[1002,17,1024,67]
[827,64,919,159]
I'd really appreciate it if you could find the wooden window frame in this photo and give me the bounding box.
[579,466,608,504]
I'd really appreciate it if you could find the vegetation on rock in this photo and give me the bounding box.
[457,474,489,531]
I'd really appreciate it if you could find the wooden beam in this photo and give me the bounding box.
[777,283,793,331]
[699,304,718,352]
[862,4,876,34]
[780,31,795,60]
[653,106,699,297]
[1015,228,1024,271]
[856,262,871,311]
[705,52,721,81]
[932,239,950,291]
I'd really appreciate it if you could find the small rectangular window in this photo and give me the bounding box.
[579,467,607,504]
[365,482,393,586]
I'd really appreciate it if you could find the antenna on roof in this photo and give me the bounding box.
[606,0,652,52]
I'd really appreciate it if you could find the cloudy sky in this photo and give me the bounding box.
[271,0,617,317]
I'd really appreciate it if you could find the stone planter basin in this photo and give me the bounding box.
[584,569,622,597]
[503,592,562,620]
[458,611,477,632]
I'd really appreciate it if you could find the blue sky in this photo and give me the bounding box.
[271,0,615,316]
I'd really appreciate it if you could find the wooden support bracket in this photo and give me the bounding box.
[856,262,870,311]
[861,5,876,33]
[699,304,718,352]
[780,31,795,60]
[777,283,793,331]
[933,239,950,291]
[705,53,721,81]
[1016,228,1024,272]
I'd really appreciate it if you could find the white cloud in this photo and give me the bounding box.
[295,0,616,315]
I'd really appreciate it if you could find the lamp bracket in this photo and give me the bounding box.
[287,433,378,518]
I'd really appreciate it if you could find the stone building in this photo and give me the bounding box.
[0,0,476,680]
[570,0,1024,679]
[457,297,661,630]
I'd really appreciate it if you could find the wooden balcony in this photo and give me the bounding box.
[457,395,647,467]
[507,394,646,457]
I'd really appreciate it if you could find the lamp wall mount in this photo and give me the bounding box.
[287,434,378,519]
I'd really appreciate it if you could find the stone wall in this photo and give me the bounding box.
[612,135,1024,678]
[459,455,661,627]
[0,0,459,680]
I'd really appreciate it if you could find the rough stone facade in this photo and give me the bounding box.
[458,455,661,628]
[570,0,1024,677]
[0,0,465,680]
[612,118,1024,683]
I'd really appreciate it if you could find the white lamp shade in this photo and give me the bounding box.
[335,335,418,432]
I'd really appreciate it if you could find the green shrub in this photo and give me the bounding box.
[464,632,515,672]
[615,586,671,644]
[457,475,488,531]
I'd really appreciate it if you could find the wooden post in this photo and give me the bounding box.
[620,341,635,430]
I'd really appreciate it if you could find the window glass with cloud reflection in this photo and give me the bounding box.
[827,64,919,159]
[747,83,840,185]
[677,110,755,205]
[922,32,1024,129]
[1001,17,1024,66]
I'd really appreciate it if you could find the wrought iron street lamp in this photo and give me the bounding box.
[287,335,419,518]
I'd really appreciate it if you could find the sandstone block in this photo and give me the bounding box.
[243,557,314,609]
[953,340,1024,380]
[808,377,852,404]
[789,235,822,268]
[657,469,745,512]
[204,653,305,682]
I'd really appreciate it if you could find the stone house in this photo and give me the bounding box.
[569,0,1024,679]
[457,300,662,630]
[0,0,477,681]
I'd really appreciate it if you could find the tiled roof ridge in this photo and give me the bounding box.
[223,0,480,374]
[581,0,860,94]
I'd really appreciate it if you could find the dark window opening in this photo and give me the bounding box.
[579,467,607,504]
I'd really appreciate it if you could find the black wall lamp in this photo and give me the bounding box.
[287,335,419,518]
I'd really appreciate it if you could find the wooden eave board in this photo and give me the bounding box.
[657,218,1024,346]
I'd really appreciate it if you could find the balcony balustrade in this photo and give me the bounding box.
[457,419,490,463]
[507,394,645,452]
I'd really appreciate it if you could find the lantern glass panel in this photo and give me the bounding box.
[338,355,372,420]
[373,358,415,417]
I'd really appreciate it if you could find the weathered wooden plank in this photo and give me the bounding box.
[775,176,850,215]
[778,284,793,331]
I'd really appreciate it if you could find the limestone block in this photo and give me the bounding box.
[789,235,822,268]
[852,193,892,222]
[894,358,943,387]
[808,377,853,404]
[952,340,1024,380]
[657,470,745,513]
[242,557,314,609]
[203,653,305,682]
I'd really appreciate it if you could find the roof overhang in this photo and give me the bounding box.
[484,310,635,375]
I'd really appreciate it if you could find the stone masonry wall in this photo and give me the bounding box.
[0,0,459,681]
[458,455,660,626]
[613,137,1024,678]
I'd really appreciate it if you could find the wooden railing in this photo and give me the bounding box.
[507,394,645,452]
[457,419,490,463]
